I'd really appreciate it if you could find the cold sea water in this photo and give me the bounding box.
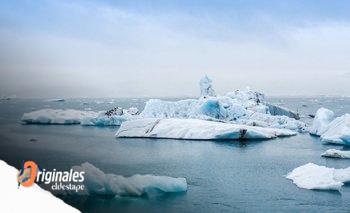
[0,97,350,212]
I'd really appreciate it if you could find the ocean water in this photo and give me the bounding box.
[0,97,350,212]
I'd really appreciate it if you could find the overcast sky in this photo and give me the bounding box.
[1,0,350,98]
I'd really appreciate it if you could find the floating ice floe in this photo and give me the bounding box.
[0,160,79,212]
[22,109,98,124]
[309,108,334,136]
[116,118,296,140]
[322,149,350,159]
[46,98,65,102]
[72,162,187,196]
[286,163,350,191]
[21,108,137,126]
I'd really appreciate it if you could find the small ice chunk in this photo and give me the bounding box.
[46,98,65,102]
[322,149,350,159]
[309,108,334,136]
[116,118,296,140]
[200,75,216,97]
[72,162,187,196]
[286,163,350,191]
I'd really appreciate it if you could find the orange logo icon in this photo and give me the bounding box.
[17,161,38,187]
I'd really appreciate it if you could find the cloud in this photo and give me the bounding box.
[0,0,350,97]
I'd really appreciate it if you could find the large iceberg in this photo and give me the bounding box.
[322,149,350,159]
[0,160,79,212]
[309,108,334,136]
[286,163,350,191]
[140,95,306,132]
[22,108,137,126]
[139,76,306,132]
[116,118,296,140]
[72,162,187,196]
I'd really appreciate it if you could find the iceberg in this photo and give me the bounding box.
[116,118,296,140]
[320,114,350,145]
[286,163,350,191]
[0,160,79,212]
[22,108,137,126]
[72,162,187,196]
[309,108,334,136]
[309,108,350,145]
[322,149,350,159]
[140,77,306,132]
[22,109,98,125]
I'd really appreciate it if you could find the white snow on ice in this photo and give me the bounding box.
[0,160,79,212]
[116,118,296,140]
[72,162,187,196]
[322,149,350,159]
[286,163,350,191]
